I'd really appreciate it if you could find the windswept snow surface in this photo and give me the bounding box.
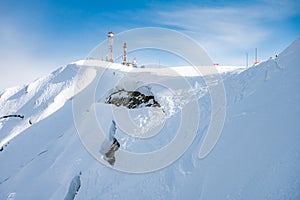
[0,38,300,199]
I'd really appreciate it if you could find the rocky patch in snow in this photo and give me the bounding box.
[105,89,161,109]
[64,172,82,200]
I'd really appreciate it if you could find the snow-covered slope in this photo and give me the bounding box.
[0,38,299,199]
[0,64,96,149]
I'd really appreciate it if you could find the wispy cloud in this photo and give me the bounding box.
[151,0,300,64]
[0,0,299,90]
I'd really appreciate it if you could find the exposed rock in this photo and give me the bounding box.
[104,138,120,166]
[64,173,81,200]
[106,89,160,109]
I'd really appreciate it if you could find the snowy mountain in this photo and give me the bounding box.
[0,38,300,200]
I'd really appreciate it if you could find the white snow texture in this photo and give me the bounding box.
[0,38,300,199]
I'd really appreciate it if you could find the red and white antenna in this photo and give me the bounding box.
[254,47,259,65]
[107,31,114,62]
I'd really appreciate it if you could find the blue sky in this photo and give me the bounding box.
[0,0,299,89]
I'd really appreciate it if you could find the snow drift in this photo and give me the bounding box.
[0,38,299,199]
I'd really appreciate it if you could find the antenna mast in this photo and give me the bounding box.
[123,42,127,64]
[246,52,248,67]
[255,48,257,63]
[107,31,114,62]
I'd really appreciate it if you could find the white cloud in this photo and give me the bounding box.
[0,0,299,90]
[153,0,300,65]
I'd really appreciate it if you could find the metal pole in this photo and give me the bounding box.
[108,31,114,62]
[246,52,248,67]
[255,48,257,63]
[123,42,127,63]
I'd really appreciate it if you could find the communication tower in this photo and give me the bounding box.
[108,31,114,62]
[123,42,127,64]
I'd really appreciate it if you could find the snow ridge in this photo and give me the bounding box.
[0,38,300,199]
